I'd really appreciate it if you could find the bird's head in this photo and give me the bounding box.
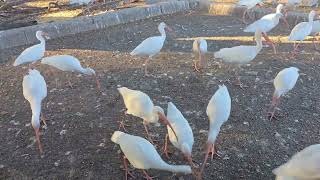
[153,106,179,141]
[111,131,125,144]
[84,67,96,75]
[181,143,195,167]
[158,22,175,36]
[36,31,50,40]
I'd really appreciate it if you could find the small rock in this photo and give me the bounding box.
[199,129,208,134]
[75,112,84,117]
[0,165,4,168]
[58,103,63,106]
[98,143,105,147]
[243,121,249,125]
[65,151,71,155]
[60,130,67,136]
[54,160,60,167]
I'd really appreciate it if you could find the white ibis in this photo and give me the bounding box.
[268,67,299,120]
[192,38,208,72]
[288,10,316,56]
[214,29,263,88]
[111,131,192,180]
[311,20,320,49]
[244,4,289,54]
[22,69,47,154]
[117,87,177,143]
[13,31,50,67]
[163,102,194,167]
[41,55,101,90]
[130,22,173,76]
[199,85,231,179]
[237,0,264,23]
[273,144,320,179]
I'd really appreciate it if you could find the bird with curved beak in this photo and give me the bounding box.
[192,38,208,72]
[163,102,195,168]
[41,55,101,91]
[130,22,174,76]
[22,69,47,154]
[118,87,178,143]
[198,85,231,179]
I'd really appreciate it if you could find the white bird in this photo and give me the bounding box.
[237,0,264,23]
[214,29,263,87]
[288,10,316,56]
[310,20,320,49]
[41,55,101,90]
[273,144,320,179]
[130,22,173,76]
[164,102,194,166]
[199,85,231,178]
[244,4,289,54]
[13,31,50,67]
[69,0,93,5]
[192,38,208,72]
[117,87,177,142]
[22,69,47,154]
[111,131,192,180]
[268,67,299,120]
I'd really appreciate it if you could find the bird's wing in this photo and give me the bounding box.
[206,85,231,125]
[123,90,154,120]
[120,134,165,169]
[167,102,194,149]
[274,68,299,94]
[41,55,83,72]
[214,46,257,64]
[244,18,275,32]
[289,22,312,40]
[130,36,165,57]
[273,144,320,178]
[23,70,47,103]
[14,44,44,65]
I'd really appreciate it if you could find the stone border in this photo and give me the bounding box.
[0,0,199,50]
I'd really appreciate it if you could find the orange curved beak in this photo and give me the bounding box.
[158,112,178,141]
[41,32,50,39]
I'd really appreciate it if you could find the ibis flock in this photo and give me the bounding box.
[10,0,320,179]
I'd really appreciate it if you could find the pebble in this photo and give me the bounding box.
[65,151,72,156]
[199,129,208,134]
[243,121,249,125]
[0,165,4,168]
[60,130,67,136]
[54,160,60,167]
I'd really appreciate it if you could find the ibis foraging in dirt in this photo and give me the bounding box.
[214,29,263,88]
[268,67,299,120]
[111,131,192,180]
[288,10,317,56]
[22,69,47,154]
[163,102,194,166]
[41,55,101,90]
[192,38,208,72]
[273,144,320,179]
[244,4,289,54]
[199,85,231,179]
[117,87,178,143]
[237,0,264,23]
[130,22,173,76]
[13,31,50,67]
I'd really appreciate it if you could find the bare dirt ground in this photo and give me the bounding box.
[1,11,320,180]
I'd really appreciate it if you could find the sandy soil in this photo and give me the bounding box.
[1,11,320,180]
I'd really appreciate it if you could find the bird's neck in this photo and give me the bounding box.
[207,124,221,144]
[157,162,191,174]
[309,15,314,23]
[37,35,46,45]
[30,100,42,129]
[159,28,166,38]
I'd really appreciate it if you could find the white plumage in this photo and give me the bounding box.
[268,67,299,120]
[273,67,299,98]
[69,0,93,5]
[244,4,285,33]
[199,85,231,178]
[117,87,177,142]
[238,0,263,9]
[41,55,100,89]
[22,69,47,154]
[192,38,208,71]
[289,10,316,41]
[41,55,95,74]
[13,31,49,66]
[130,22,172,75]
[214,29,262,64]
[273,144,320,179]
[111,131,192,178]
[165,102,194,165]
[311,20,320,35]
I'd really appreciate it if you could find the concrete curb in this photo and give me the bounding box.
[208,2,310,23]
[0,0,199,50]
